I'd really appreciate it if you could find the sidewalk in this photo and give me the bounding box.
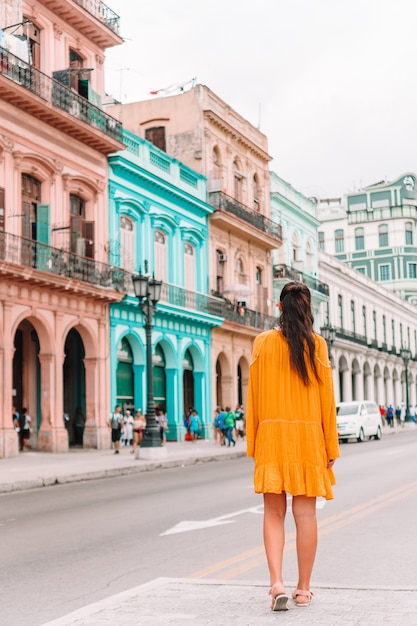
[41,578,417,626]
[0,438,247,494]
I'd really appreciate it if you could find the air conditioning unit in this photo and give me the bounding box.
[219,254,228,262]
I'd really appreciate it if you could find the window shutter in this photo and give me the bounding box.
[83,221,94,258]
[36,204,50,245]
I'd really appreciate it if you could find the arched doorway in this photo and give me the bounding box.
[13,321,41,445]
[116,337,134,414]
[183,348,194,413]
[63,329,86,446]
[153,344,166,413]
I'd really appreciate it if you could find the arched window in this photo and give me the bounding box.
[355,227,364,251]
[233,158,243,202]
[154,229,167,281]
[378,224,388,247]
[255,266,262,285]
[405,221,413,245]
[69,193,93,258]
[253,174,260,211]
[120,215,135,271]
[335,229,344,253]
[292,233,298,262]
[212,146,221,180]
[305,241,312,270]
[184,241,196,291]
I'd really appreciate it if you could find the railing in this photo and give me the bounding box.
[72,0,120,34]
[209,191,282,241]
[335,328,369,346]
[273,264,330,296]
[0,232,128,292]
[222,303,276,330]
[0,47,123,144]
[160,283,224,317]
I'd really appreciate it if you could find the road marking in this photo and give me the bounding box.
[160,505,264,536]
[162,496,326,536]
[189,479,417,579]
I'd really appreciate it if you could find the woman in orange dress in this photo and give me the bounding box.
[246,281,340,611]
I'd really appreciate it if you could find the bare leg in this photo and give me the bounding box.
[292,495,317,602]
[263,492,287,587]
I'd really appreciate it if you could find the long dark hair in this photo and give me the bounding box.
[278,281,320,385]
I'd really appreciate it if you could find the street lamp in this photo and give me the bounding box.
[320,322,336,363]
[400,346,412,423]
[132,272,167,459]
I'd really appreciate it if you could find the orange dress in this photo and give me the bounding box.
[246,329,340,500]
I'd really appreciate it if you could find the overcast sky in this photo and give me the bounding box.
[104,0,417,199]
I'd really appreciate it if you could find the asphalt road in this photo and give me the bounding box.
[2,429,416,626]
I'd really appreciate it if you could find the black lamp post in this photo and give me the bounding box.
[400,346,412,423]
[320,323,336,363]
[132,272,167,458]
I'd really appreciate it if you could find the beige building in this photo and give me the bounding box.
[106,85,282,411]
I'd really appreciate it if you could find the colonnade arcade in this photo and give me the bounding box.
[332,349,416,409]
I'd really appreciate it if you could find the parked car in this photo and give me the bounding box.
[336,401,382,443]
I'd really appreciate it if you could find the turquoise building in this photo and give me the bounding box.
[108,131,223,440]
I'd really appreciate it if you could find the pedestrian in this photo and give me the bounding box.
[122,409,134,446]
[188,410,201,442]
[234,404,245,439]
[246,281,340,611]
[224,406,236,447]
[131,408,146,454]
[73,407,85,446]
[379,405,386,427]
[410,405,417,424]
[158,410,169,445]
[17,407,31,452]
[400,403,406,426]
[386,404,394,428]
[395,405,401,427]
[107,405,123,454]
[217,407,227,445]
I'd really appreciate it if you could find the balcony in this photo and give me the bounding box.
[159,283,224,318]
[0,231,128,299]
[222,304,276,331]
[273,264,330,297]
[335,328,368,346]
[0,48,123,154]
[208,191,282,249]
[37,0,122,47]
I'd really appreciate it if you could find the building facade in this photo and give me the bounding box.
[270,171,329,323]
[317,173,417,303]
[106,84,282,412]
[108,130,223,439]
[0,0,124,456]
[319,250,417,408]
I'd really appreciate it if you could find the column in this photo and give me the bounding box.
[0,303,18,457]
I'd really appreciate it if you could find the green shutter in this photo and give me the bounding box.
[37,204,50,245]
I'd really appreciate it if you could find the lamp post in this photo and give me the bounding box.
[132,272,167,459]
[400,346,412,423]
[320,322,336,363]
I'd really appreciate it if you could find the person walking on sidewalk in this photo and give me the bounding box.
[224,406,236,447]
[246,281,340,611]
[131,409,146,454]
[17,408,31,452]
[108,405,123,454]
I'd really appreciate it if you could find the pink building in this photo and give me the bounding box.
[0,0,124,457]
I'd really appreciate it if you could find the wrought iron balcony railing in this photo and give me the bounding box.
[159,283,224,317]
[73,0,120,34]
[0,231,128,292]
[335,328,368,346]
[209,191,282,241]
[222,304,276,330]
[0,47,123,144]
[273,264,329,296]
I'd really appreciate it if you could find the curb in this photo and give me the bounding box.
[0,450,247,494]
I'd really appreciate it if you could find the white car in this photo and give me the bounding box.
[336,401,382,443]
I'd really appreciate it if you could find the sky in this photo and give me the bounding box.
[104,0,417,199]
